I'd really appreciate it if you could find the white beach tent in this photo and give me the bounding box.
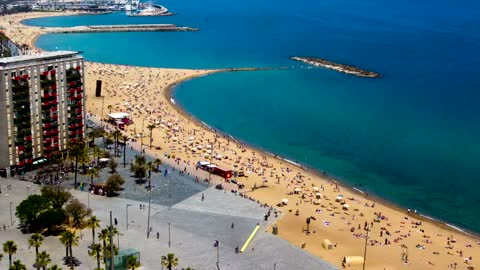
[107,112,130,119]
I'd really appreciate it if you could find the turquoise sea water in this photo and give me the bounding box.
[29,0,480,233]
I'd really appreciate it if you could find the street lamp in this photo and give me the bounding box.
[140,116,148,154]
[213,240,220,270]
[363,224,370,270]
[274,263,277,270]
[168,222,171,247]
[126,204,132,230]
[9,202,13,226]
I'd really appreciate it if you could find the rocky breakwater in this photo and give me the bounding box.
[53,24,199,34]
[291,56,381,78]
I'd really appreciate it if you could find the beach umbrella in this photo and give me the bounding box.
[206,150,212,154]
[189,136,195,140]
[206,144,212,149]
[281,198,289,204]
[313,187,320,191]
[294,188,301,192]
[343,204,350,210]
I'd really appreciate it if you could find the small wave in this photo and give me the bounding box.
[284,158,301,167]
[353,187,365,195]
[201,121,212,129]
[170,98,176,104]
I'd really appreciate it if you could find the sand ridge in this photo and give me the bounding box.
[1,12,479,270]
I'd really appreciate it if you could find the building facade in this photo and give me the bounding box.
[0,51,85,176]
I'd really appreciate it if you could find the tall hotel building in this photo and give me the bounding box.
[0,51,85,176]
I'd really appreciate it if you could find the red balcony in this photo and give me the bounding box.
[44,138,52,144]
[77,115,83,120]
[43,93,51,98]
[69,96,75,101]
[69,81,76,87]
[45,153,52,158]
[53,143,59,149]
[51,84,57,90]
[42,101,50,107]
[52,115,58,120]
[25,136,32,142]
[50,70,56,76]
[53,136,59,141]
[27,158,33,164]
[18,161,25,166]
[51,107,58,112]
[76,95,82,100]
[17,146,25,151]
[76,66,81,70]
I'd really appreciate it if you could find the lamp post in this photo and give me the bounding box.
[363,224,370,270]
[213,240,220,270]
[140,116,147,154]
[274,263,277,270]
[109,211,114,270]
[101,96,105,127]
[126,204,132,230]
[9,202,13,226]
[146,179,152,238]
[168,222,171,247]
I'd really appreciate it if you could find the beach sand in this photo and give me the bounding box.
[2,12,479,270]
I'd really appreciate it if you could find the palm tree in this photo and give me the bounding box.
[92,146,102,164]
[88,244,102,270]
[86,167,99,185]
[153,158,162,172]
[59,230,79,269]
[36,251,51,270]
[47,265,62,270]
[111,129,122,157]
[67,140,88,189]
[0,253,3,262]
[9,260,26,270]
[98,228,109,266]
[29,233,44,268]
[126,256,140,270]
[121,135,129,168]
[146,124,156,149]
[3,240,17,267]
[161,253,179,270]
[87,216,101,245]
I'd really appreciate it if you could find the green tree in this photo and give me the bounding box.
[108,159,118,174]
[105,174,124,196]
[121,135,129,168]
[65,198,92,229]
[9,260,26,270]
[88,243,102,270]
[36,251,51,270]
[67,140,89,189]
[47,265,62,270]
[98,229,109,267]
[126,255,140,270]
[86,167,99,185]
[59,230,79,269]
[86,216,101,245]
[153,158,162,172]
[161,253,179,270]
[0,253,3,262]
[104,137,114,149]
[15,195,49,228]
[146,124,156,149]
[111,129,122,157]
[130,155,147,182]
[92,146,102,164]
[29,233,44,265]
[3,240,17,267]
[40,186,72,209]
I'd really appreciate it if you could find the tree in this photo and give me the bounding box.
[104,137,114,149]
[92,146,102,164]
[161,253,178,270]
[36,251,51,270]
[9,260,26,270]
[111,129,122,157]
[3,240,17,267]
[88,244,102,270]
[65,198,92,229]
[126,255,140,270]
[67,140,88,189]
[107,105,113,114]
[86,216,101,245]
[86,167,99,185]
[0,253,3,262]
[121,135,129,168]
[41,186,72,209]
[98,229,109,267]
[146,124,155,149]
[15,195,49,228]
[153,158,162,172]
[131,155,147,182]
[59,230,79,269]
[105,174,124,196]
[47,265,62,270]
[108,159,118,174]
[29,233,44,266]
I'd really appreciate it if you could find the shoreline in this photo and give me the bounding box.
[165,72,480,239]
[3,11,480,269]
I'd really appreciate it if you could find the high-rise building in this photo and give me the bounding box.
[0,51,85,177]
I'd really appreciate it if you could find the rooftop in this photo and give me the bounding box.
[0,51,81,67]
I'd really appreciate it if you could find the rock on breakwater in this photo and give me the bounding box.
[291,56,381,78]
[53,24,199,34]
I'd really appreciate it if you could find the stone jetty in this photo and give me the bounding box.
[51,24,198,34]
[291,56,381,78]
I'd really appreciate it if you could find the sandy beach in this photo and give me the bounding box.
[2,12,479,270]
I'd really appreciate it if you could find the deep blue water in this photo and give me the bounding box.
[28,0,480,233]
